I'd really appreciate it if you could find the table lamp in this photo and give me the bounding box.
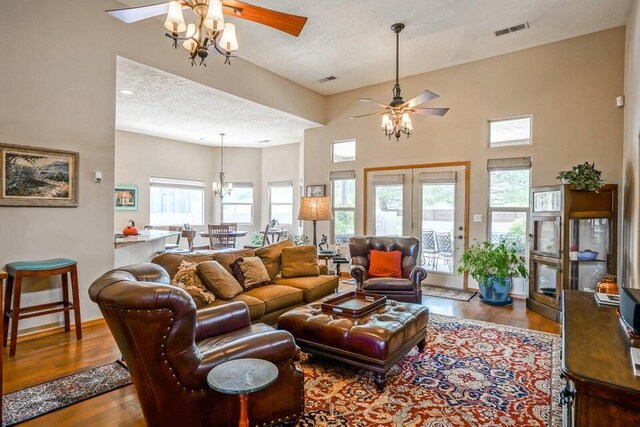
[298,196,334,247]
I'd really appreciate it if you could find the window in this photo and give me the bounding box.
[332,140,356,163]
[330,171,356,244]
[222,183,253,224]
[487,157,531,254]
[269,181,293,225]
[372,174,404,236]
[489,116,532,147]
[150,177,205,226]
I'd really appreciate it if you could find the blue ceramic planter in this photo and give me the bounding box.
[479,276,513,306]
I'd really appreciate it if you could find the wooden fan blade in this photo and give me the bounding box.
[222,1,307,36]
[359,98,390,109]
[106,2,174,24]
[402,89,440,109]
[412,107,450,116]
[349,112,384,119]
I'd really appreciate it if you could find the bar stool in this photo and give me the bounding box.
[3,258,82,357]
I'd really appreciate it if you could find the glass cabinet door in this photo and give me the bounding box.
[532,217,561,258]
[531,259,561,303]
[533,190,561,213]
[568,218,611,291]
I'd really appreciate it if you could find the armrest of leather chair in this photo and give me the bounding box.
[351,264,368,290]
[409,266,427,289]
[195,301,251,341]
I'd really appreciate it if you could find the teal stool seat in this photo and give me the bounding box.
[6,258,77,274]
[3,258,82,357]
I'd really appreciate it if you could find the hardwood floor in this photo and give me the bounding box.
[2,295,559,426]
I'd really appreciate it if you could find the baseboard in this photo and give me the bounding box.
[10,318,106,344]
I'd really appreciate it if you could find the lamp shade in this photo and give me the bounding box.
[219,23,239,52]
[204,0,225,32]
[298,196,334,221]
[164,1,186,33]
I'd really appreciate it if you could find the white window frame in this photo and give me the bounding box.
[488,115,532,148]
[149,177,205,226]
[487,158,532,256]
[268,181,294,226]
[330,171,356,244]
[221,182,254,225]
[331,139,356,163]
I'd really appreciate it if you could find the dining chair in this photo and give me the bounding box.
[208,224,233,249]
[165,226,183,250]
[435,232,454,272]
[221,222,238,248]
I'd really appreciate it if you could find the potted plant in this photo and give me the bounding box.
[556,162,604,192]
[457,241,528,305]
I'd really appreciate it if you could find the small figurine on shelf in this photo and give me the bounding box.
[122,220,139,236]
[318,234,328,251]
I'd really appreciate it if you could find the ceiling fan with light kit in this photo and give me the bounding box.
[106,0,308,66]
[350,23,449,141]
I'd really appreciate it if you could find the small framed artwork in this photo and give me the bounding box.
[0,143,79,207]
[115,185,138,211]
[306,184,326,197]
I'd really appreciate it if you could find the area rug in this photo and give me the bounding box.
[298,313,561,427]
[2,361,132,426]
[422,284,478,301]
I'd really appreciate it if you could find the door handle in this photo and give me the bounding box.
[456,235,464,240]
[458,226,463,231]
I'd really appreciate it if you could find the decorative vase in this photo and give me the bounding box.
[596,274,618,295]
[479,276,513,306]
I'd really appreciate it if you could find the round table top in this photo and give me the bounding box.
[207,358,278,395]
[198,231,248,238]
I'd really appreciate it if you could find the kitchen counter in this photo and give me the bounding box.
[114,230,180,267]
[114,229,180,248]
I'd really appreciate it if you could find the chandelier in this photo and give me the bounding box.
[212,133,233,199]
[164,0,238,66]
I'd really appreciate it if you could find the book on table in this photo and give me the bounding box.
[594,292,620,307]
[631,347,640,377]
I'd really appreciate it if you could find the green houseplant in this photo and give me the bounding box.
[457,241,528,305]
[556,162,604,192]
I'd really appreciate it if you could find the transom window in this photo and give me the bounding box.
[332,140,356,163]
[269,181,293,225]
[489,116,532,147]
[150,177,205,226]
[222,183,254,224]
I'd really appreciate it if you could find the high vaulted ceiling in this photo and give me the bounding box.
[118,0,632,95]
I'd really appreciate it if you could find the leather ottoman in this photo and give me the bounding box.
[278,297,428,391]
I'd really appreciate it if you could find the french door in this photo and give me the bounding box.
[365,163,468,288]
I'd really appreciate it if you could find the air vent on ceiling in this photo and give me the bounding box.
[257,139,271,144]
[494,22,529,37]
[319,75,338,83]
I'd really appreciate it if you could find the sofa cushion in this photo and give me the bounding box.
[245,285,304,314]
[231,257,271,291]
[171,261,216,308]
[280,245,320,278]
[210,249,256,274]
[152,253,214,279]
[369,250,402,278]
[255,240,295,281]
[208,294,266,321]
[274,275,339,303]
[196,261,243,300]
[363,277,415,291]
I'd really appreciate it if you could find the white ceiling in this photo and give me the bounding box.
[118,0,632,95]
[116,56,320,147]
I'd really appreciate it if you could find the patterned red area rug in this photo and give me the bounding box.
[298,313,561,427]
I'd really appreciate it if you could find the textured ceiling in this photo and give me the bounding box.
[116,56,320,147]
[117,0,632,95]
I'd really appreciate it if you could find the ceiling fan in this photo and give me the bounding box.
[106,1,308,66]
[350,23,449,141]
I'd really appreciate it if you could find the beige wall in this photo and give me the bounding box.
[622,0,640,289]
[304,27,625,293]
[0,0,323,333]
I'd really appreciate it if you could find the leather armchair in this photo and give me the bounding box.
[349,236,427,304]
[89,263,303,427]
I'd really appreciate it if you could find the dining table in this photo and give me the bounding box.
[198,230,248,238]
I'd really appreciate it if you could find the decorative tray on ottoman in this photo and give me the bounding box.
[321,291,387,317]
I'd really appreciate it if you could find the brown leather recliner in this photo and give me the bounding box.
[349,236,427,304]
[88,263,303,427]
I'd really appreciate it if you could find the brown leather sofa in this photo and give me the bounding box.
[89,263,303,427]
[151,245,339,325]
[349,236,427,304]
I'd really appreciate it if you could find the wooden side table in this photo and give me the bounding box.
[207,358,278,427]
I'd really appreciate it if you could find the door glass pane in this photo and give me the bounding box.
[374,185,403,236]
[489,169,530,208]
[534,219,560,256]
[421,183,455,273]
[533,190,561,212]
[490,211,527,254]
[534,262,558,298]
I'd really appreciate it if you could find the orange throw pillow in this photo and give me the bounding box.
[368,250,402,278]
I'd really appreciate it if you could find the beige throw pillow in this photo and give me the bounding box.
[232,257,271,291]
[255,239,295,280]
[196,260,244,300]
[171,261,216,308]
[280,245,320,278]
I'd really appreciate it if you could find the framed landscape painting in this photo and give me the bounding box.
[114,185,138,211]
[0,143,79,207]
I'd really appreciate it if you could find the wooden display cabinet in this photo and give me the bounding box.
[526,184,618,321]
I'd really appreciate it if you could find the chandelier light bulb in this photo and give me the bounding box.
[183,23,198,51]
[164,1,187,33]
[381,114,392,129]
[219,23,239,52]
[401,112,411,124]
[204,0,225,32]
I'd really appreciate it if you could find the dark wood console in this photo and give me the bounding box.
[561,290,640,426]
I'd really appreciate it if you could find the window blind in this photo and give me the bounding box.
[330,170,356,180]
[268,180,293,187]
[419,171,457,184]
[149,177,205,189]
[487,157,532,171]
[371,174,404,184]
